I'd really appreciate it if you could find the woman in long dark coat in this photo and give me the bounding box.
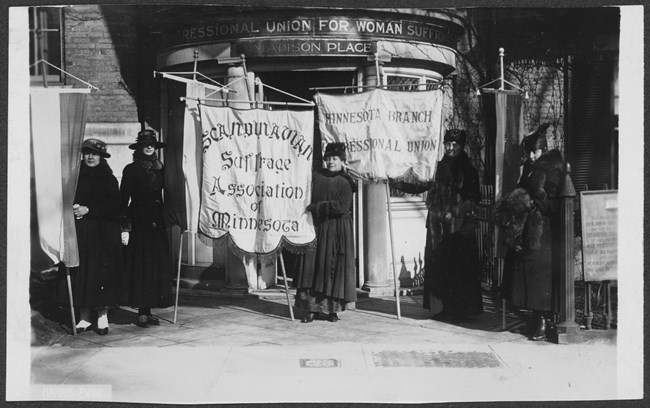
[423,129,483,322]
[59,138,122,335]
[293,142,358,323]
[390,129,483,323]
[120,129,173,328]
[498,124,564,341]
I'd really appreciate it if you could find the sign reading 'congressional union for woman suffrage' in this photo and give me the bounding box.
[198,106,316,255]
[315,89,443,181]
[160,16,456,50]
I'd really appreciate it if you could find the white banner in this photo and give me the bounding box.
[315,89,443,181]
[198,105,316,254]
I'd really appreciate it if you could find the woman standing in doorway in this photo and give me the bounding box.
[120,129,173,328]
[294,142,358,323]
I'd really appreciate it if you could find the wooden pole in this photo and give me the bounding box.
[173,231,184,324]
[554,162,581,343]
[278,253,295,321]
[499,48,505,90]
[65,266,77,335]
[192,50,199,81]
[385,182,402,320]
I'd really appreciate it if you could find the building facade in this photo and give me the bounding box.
[29,5,619,292]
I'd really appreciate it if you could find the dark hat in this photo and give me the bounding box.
[443,129,467,146]
[129,129,167,150]
[522,123,550,153]
[82,138,110,158]
[323,142,347,161]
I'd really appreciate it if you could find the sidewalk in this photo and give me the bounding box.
[27,289,618,404]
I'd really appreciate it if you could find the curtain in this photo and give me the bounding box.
[30,87,89,267]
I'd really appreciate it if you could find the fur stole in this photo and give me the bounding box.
[492,187,544,251]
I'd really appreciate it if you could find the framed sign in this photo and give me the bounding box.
[580,190,618,281]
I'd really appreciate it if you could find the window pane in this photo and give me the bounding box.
[386,76,419,91]
[29,7,63,82]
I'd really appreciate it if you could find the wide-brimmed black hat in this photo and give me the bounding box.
[82,138,111,158]
[129,129,167,150]
[443,129,467,146]
[522,123,550,153]
[323,142,347,161]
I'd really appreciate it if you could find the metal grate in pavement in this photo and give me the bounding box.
[300,359,340,368]
[372,350,502,368]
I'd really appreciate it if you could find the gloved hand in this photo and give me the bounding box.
[121,232,129,246]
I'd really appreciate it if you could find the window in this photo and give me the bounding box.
[29,7,64,84]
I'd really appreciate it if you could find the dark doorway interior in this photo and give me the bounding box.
[257,70,356,102]
[260,70,356,281]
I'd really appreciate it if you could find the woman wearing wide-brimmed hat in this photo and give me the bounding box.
[119,129,173,328]
[57,138,122,335]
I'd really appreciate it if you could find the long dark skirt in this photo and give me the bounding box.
[294,288,346,314]
[56,218,122,309]
[501,216,560,312]
[121,227,173,309]
[423,227,483,317]
[292,215,357,304]
[291,251,348,313]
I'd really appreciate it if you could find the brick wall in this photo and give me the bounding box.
[64,5,139,123]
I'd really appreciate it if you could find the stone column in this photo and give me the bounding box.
[360,65,393,296]
[553,163,581,343]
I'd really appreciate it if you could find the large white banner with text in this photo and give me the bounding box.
[315,89,443,181]
[198,105,316,254]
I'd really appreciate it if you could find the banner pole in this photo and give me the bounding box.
[173,231,184,324]
[385,182,401,320]
[278,253,295,321]
[65,266,77,335]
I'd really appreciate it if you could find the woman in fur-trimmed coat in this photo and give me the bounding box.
[392,129,483,322]
[498,124,565,341]
[423,129,483,322]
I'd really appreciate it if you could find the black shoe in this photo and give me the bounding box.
[147,314,160,326]
[96,327,109,336]
[327,313,340,322]
[136,315,149,328]
[301,313,316,323]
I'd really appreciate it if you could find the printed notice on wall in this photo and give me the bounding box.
[580,190,618,281]
[198,105,316,255]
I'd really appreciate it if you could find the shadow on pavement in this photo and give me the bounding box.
[354,291,524,333]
